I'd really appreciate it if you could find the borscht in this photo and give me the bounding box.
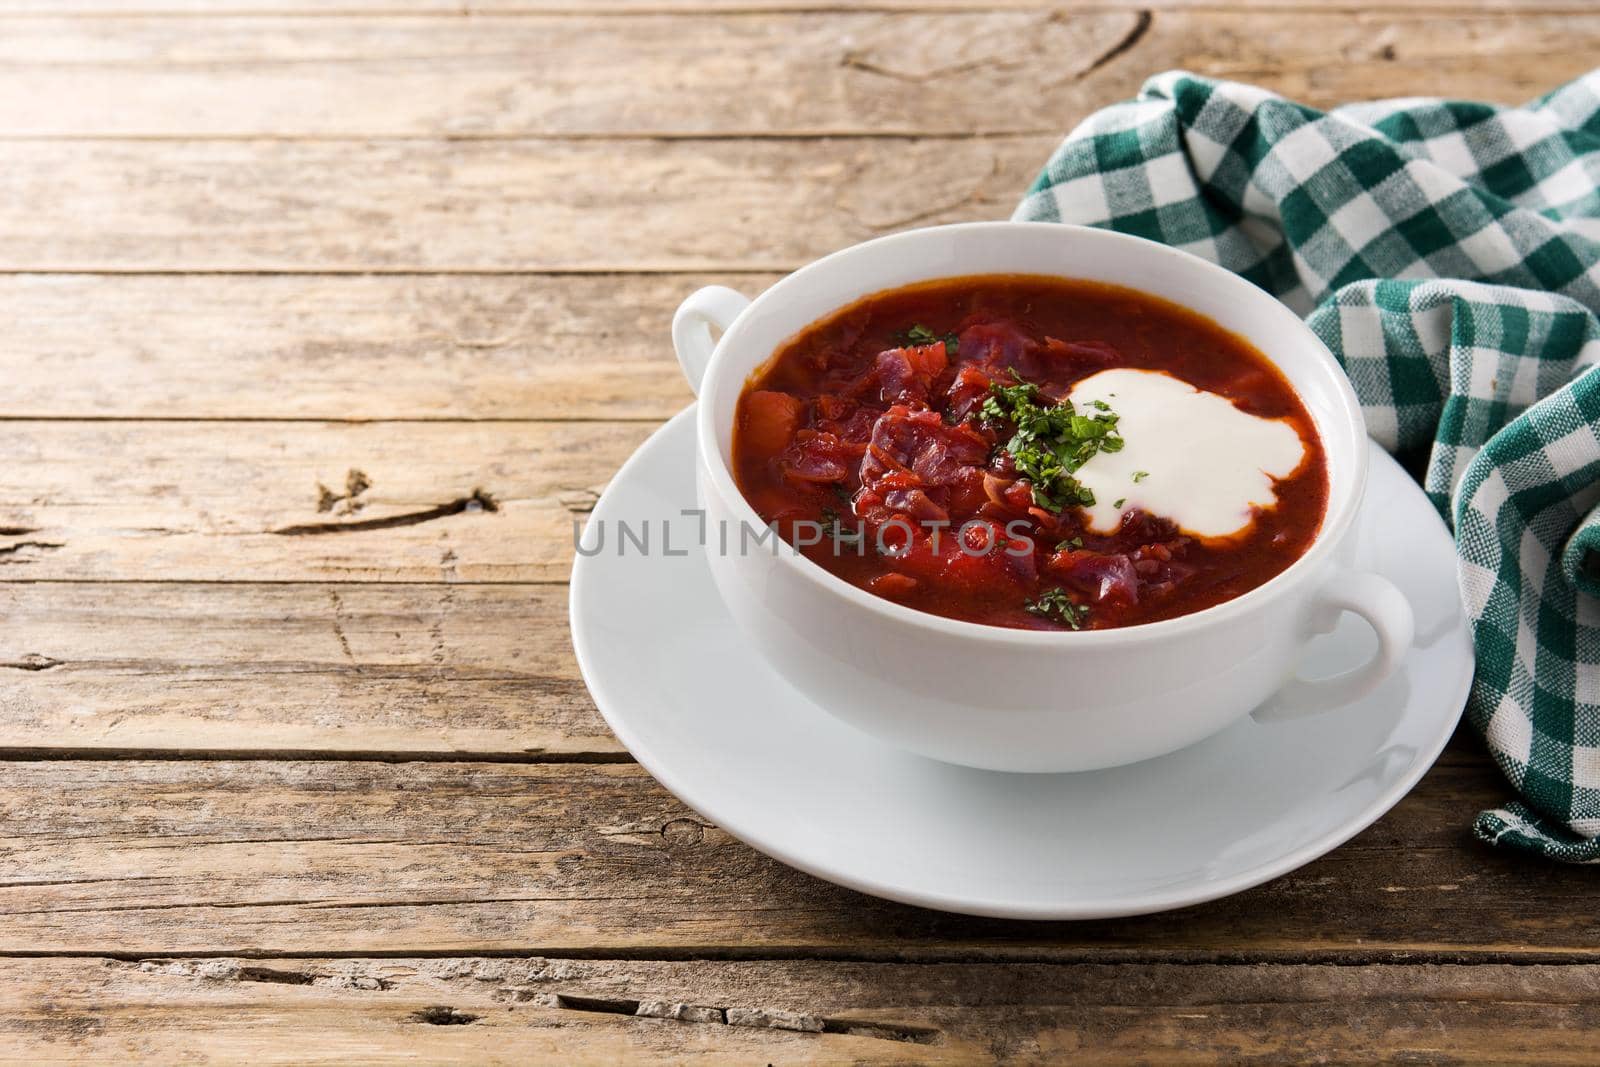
[730,275,1328,631]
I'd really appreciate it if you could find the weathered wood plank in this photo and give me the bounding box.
[0,756,1576,957]
[0,137,1049,272]
[0,583,615,756]
[0,12,1589,138]
[0,580,1495,760]
[0,12,1138,137]
[0,273,718,421]
[5,957,1600,1064]
[0,420,649,582]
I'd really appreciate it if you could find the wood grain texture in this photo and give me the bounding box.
[0,137,1048,272]
[0,420,650,582]
[5,957,1600,1065]
[0,0,1586,13]
[0,754,1575,958]
[0,15,1586,273]
[2,11,1589,138]
[0,273,717,420]
[0,3,1578,1058]
[0,12,1144,137]
[0,583,615,757]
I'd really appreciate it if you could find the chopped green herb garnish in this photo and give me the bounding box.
[1113,497,1126,508]
[819,505,862,546]
[903,323,959,354]
[1054,536,1084,551]
[1024,587,1088,630]
[979,370,1124,512]
[1132,470,1149,483]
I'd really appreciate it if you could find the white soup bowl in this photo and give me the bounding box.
[671,222,1413,773]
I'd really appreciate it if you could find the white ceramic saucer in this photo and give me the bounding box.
[569,408,1473,919]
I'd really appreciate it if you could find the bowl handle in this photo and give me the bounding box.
[1253,569,1415,723]
[672,286,751,396]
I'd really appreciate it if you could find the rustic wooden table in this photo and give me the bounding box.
[1,1,1597,1062]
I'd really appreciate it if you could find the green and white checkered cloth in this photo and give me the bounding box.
[1015,70,1600,862]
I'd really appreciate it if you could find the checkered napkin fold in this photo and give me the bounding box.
[1014,70,1600,861]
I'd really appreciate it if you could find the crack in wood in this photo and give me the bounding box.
[549,991,939,1045]
[409,1006,481,1026]
[2,659,589,685]
[0,654,61,672]
[235,965,316,987]
[1080,9,1153,79]
[300,896,642,912]
[28,948,1600,969]
[0,540,63,562]
[235,964,392,991]
[822,1017,942,1044]
[272,490,498,536]
[555,993,641,1016]
[838,51,1016,85]
[0,747,637,765]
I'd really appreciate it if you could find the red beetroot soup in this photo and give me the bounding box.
[731,274,1329,631]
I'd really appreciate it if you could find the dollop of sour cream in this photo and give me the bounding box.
[1068,368,1307,539]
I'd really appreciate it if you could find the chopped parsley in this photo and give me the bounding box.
[980,371,1124,512]
[1132,470,1149,483]
[1024,587,1088,630]
[1055,536,1084,551]
[1114,497,1126,509]
[819,505,863,546]
[903,323,959,354]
